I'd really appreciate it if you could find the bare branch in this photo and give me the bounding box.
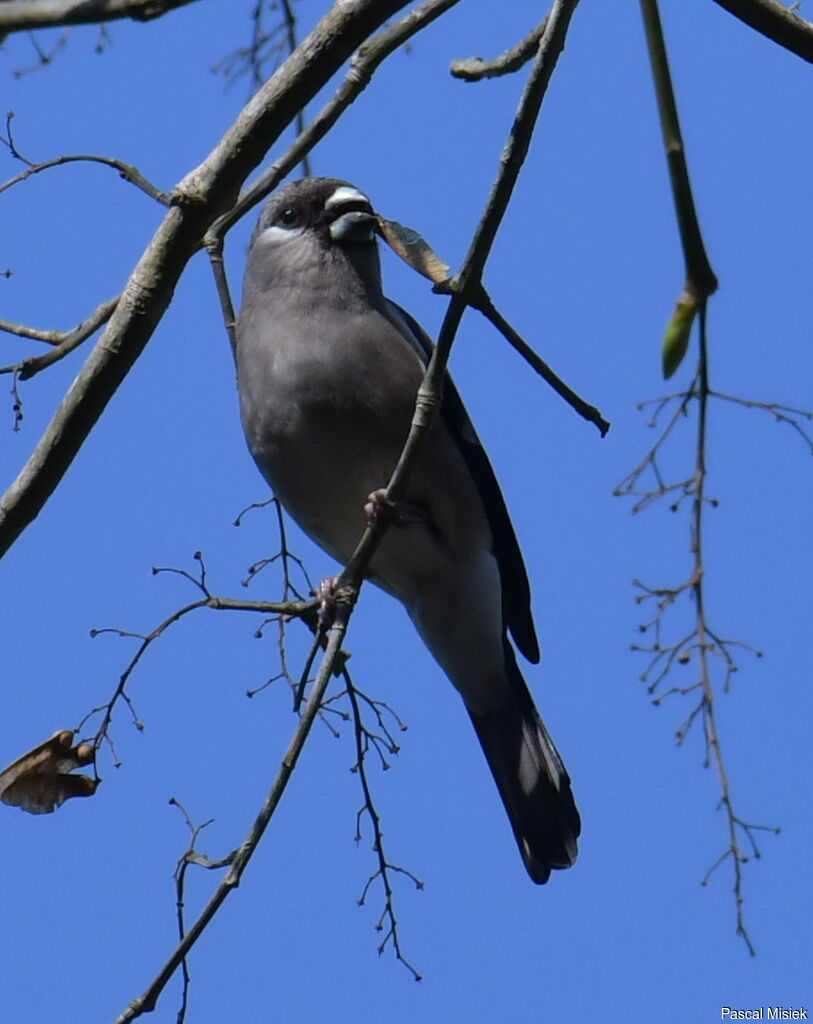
[0,151,170,203]
[0,296,120,379]
[469,287,609,435]
[77,549,316,749]
[710,0,813,63]
[450,15,548,80]
[711,390,813,453]
[0,0,203,35]
[345,669,423,981]
[168,798,235,1024]
[640,0,718,303]
[0,296,118,348]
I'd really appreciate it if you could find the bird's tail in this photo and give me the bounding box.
[468,645,580,884]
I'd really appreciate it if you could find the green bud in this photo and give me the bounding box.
[661,293,697,379]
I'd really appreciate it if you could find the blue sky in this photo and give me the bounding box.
[2,1,811,1021]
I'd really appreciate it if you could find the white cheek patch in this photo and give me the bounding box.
[256,224,306,247]
[324,185,371,210]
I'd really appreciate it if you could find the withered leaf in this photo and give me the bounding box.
[0,729,98,815]
[376,217,451,285]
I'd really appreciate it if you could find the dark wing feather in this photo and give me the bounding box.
[382,300,540,664]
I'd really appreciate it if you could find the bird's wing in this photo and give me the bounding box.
[381,300,540,664]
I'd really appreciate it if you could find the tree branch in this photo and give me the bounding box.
[0,152,170,203]
[0,296,120,379]
[710,0,813,63]
[640,0,718,302]
[450,15,548,80]
[468,287,609,435]
[0,0,202,34]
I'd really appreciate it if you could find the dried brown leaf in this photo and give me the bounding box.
[0,730,98,815]
[376,216,451,285]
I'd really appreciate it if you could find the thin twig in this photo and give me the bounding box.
[280,0,313,178]
[344,669,423,980]
[689,310,778,956]
[9,29,70,76]
[0,296,118,347]
[711,390,813,454]
[0,151,170,204]
[169,799,236,1024]
[470,287,609,435]
[213,0,293,91]
[82,588,313,750]
[0,297,120,379]
[450,15,548,80]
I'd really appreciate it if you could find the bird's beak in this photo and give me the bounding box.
[328,210,378,244]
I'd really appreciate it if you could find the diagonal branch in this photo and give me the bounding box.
[470,287,609,435]
[0,0,203,34]
[0,152,170,203]
[450,15,548,81]
[0,296,120,379]
[709,0,813,63]
[640,0,717,302]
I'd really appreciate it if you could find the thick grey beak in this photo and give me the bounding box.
[329,210,378,243]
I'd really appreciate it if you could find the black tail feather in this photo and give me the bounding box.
[469,646,580,884]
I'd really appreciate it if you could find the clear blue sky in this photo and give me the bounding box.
[2,2,811,1021]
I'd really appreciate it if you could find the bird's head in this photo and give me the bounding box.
[246,178,382,290]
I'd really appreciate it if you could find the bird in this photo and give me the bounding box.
[235,177,580,883]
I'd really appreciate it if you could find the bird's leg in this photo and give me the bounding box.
[315,575,339,630]
[293,575,339,711]
[365,488,426,531]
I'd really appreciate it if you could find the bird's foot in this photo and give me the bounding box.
[315,575,339,630]
[365,489,425,531]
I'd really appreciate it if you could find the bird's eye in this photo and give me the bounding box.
[278,207,300,228]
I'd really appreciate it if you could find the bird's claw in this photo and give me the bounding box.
[315,575,339,630]
[365,488,425,530]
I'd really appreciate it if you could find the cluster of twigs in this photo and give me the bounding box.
[82,530,423,1018]
[613,0,811,956]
